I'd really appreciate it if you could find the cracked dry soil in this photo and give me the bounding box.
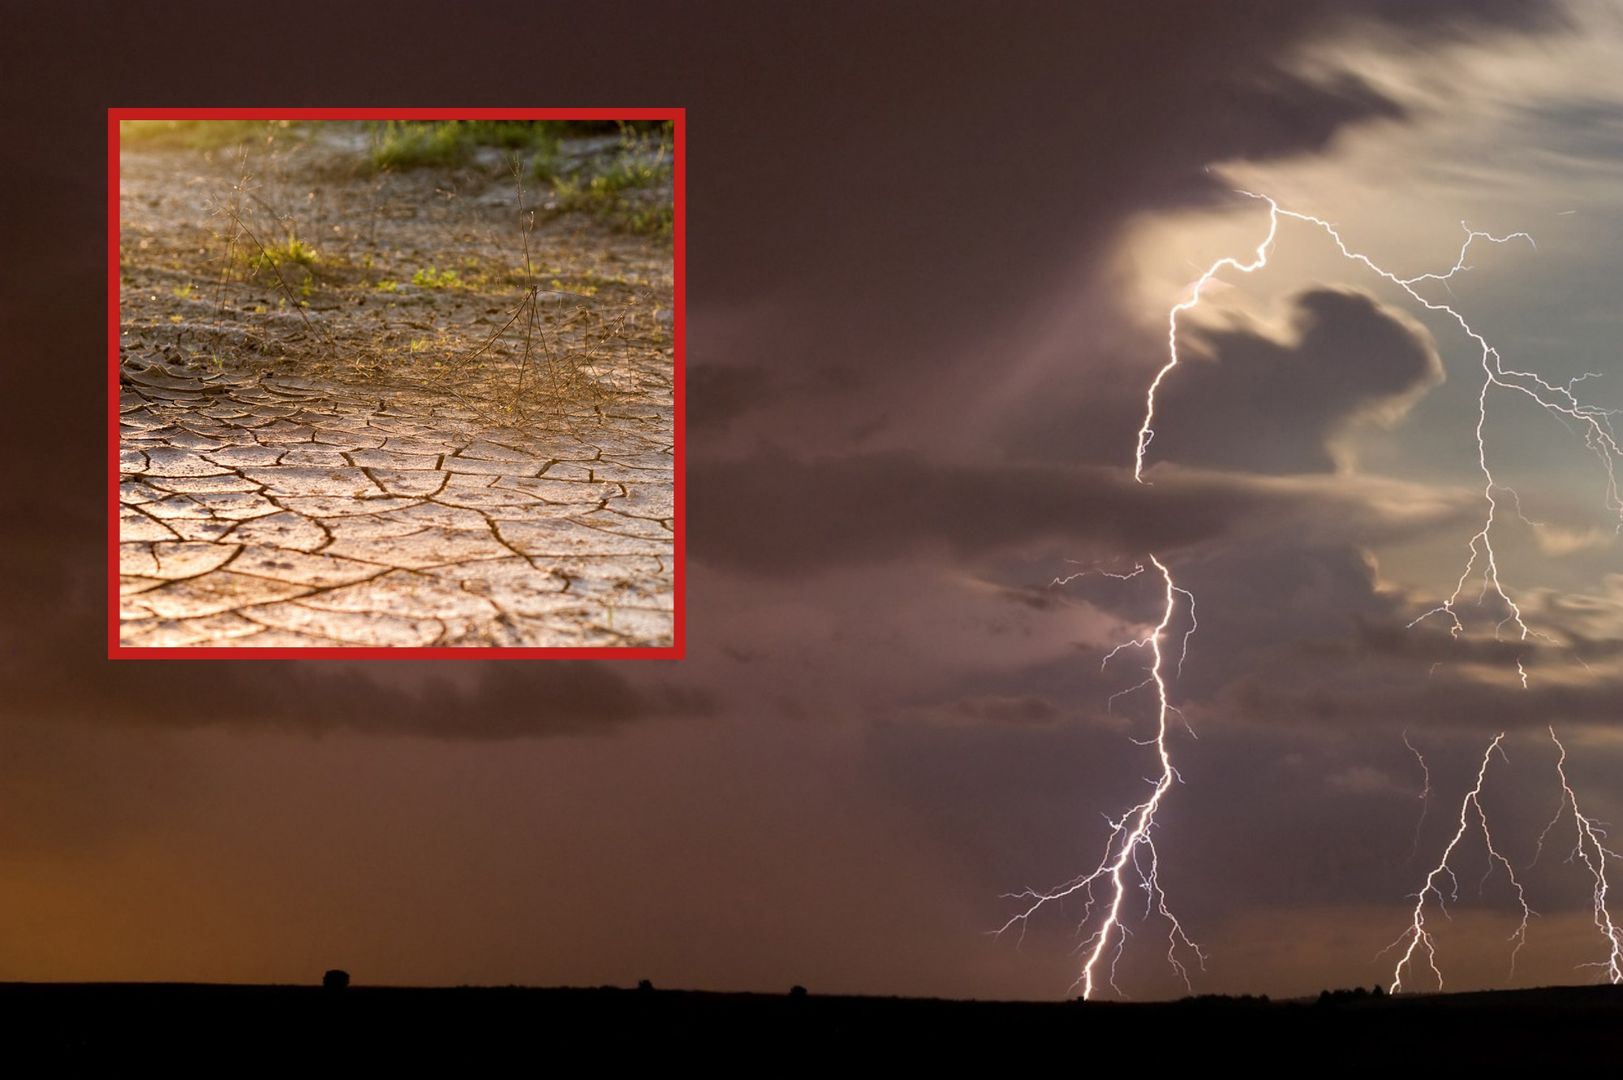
[118,127,676,648]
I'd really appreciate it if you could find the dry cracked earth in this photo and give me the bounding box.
[118,125,676,648]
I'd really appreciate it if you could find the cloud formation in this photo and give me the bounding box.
[690,449,1474,577]
[4,640,711,739]
[1147,288,1444,474]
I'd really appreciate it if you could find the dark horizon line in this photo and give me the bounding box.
[5,977,1618,1006]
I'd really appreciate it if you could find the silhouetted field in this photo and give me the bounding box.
[4,981,1619,1065]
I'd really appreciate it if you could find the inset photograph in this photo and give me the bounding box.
[112,111,682,656]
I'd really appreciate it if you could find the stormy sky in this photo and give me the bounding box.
[3,0,1621,999]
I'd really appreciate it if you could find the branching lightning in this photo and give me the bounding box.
[997,556,1204,999]
[1006,187,1616,1000]
[1534,727,1623,984]
[1386,733,1533,993]
[1143,194,1621,687]
[1006,188,1621,999]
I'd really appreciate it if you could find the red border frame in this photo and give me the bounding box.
[109,108,685,660]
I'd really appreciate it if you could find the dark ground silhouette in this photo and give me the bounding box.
[3,981,1619,1066]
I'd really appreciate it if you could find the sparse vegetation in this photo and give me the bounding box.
[435,160,614,424]
[369,120,562,171]
[552,170,674,238]
[119,119,301,150]
[363,119,675,237]
[247,236,319,272]
[543,124,675,239]
[369,121,465,168]
[121,119,673,431]
[411,265,464,289]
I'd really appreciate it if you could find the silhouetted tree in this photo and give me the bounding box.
[789,985,808,998]
[637,979,655,992]
[323,969,349,991]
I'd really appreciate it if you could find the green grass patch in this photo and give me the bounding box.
[370,121,464,168]
[544,127,675,238]
[370,120,562,171]
[551,164,674,238]
[120,120,300,150]
[410,266,464,289]
[368,120,670,175]
[246,236,319,271]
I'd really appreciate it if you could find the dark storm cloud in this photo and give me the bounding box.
[688,365,774,434]
[689,450,1474,576]
[1220,663,1623,731]
[674,0,1564,446]
[1350,585,1623,671]
[943,694,1064,726]
[913,535,1621,741]
[1146,288,1443,474]
[1352,619,1540,666]
[881,558,1620,764]
[679,0,1558,323]
[689,451,1215,573]
[0,0,1565,743]
[1129,544,1623,735]
[5,648,712,739]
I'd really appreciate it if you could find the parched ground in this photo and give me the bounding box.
[117,123,676,648]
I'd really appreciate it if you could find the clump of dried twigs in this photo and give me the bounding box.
[430,160,615,426]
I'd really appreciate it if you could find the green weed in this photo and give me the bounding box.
[369,120,561,171]
[120,120,300,150]
[246,236,318,271]
[411,266,463,289]
[546,130,675,238]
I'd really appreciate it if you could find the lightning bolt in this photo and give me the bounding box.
[1143,194,1621,684]
[1134,207,1281,481]
[1386,733,1533,993]
[1146,194,1617,992]
[1008,188,1619,999]
[1534,727,1623,984]
[1404,730,1432,862]
[996,556,1204,999]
